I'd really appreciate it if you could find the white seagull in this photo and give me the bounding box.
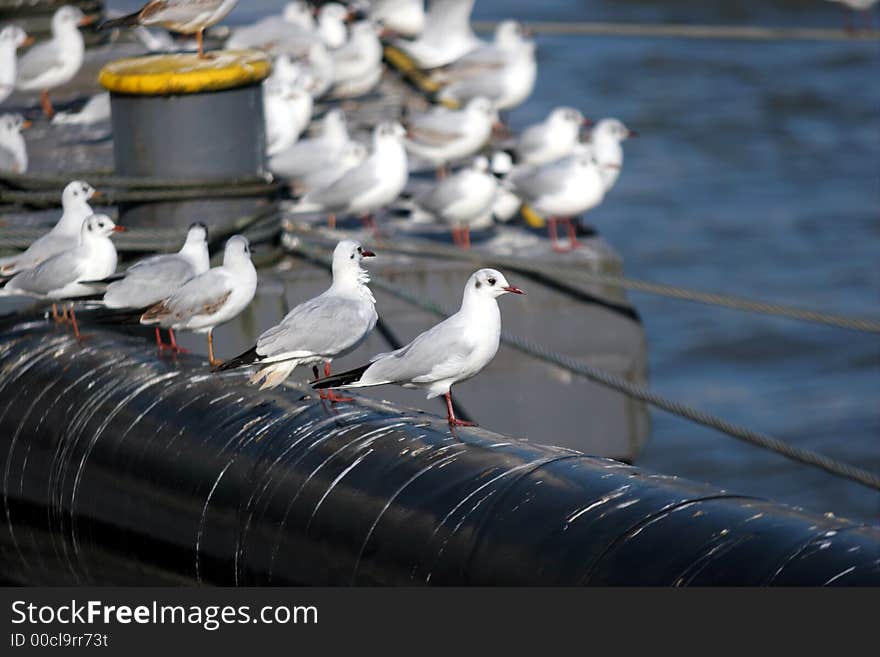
[51,92,111,126]
[586,118,637,193]
[430,20,531,85]
[16,6,94,117]
[403,96,495,174]
[394,0,479,69]
[312,268,524,426]
[0,180,97,275]
[100,0,239,59]
[437,39,536,111]
[514,107,590,166]
[264,77,314,157]
[328,21,383,99]
[102,222,210,350]
[1,214,124,338]
[292,121,408,230]
[218,240,378,397]
[296,141,367,197]
[140,235,258,367]
[510,152,606,253]
[369,0,425,38]
[0,113,30,174]
[0,25,32,105]
[411,156,498,249]
[269,108,352,180]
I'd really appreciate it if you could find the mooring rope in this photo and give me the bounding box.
[281,224,880,335]
[287,237,880,492]
[470,20,880,42]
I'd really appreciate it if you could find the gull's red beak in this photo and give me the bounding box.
[90,190,103,199]
[79,15,96,27]
[112,225,126,232]
[22,35,36,47]
[582,117,593,126]
[21,120,33,130]
[627,129,639,138]
[361,249,376,257]
[502,286,525,295]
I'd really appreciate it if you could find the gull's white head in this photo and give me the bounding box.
[284,1,314,28]
[223,235,253,266]
[318,3,349,49]
[465,96,495,119]
[374,121,406,142]
[184,222,209,246]
[471,155,490,173]
[594,118,636,142]
[82,214,123,239]
[332,239,375,287]
[62,180,97,209]
[53,6,88,33]
[1,25,29,49]
[466,268,525,300]
[495,20,529,49]
[322,108,348,139]
[550,106,588,129]
[1,113,28,135]
[490,151,514,176]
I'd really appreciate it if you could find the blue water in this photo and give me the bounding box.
[108,0,880,523]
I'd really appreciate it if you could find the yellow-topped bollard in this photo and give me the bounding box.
[99,51,272,229]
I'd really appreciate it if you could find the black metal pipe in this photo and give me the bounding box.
[0,317,877,586]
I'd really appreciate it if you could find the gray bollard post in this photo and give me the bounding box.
[99,50,272,229]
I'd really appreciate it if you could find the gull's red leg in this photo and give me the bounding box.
[313,365,328,400]
[328,213,336,230]
[207,330,223,368]
[155,327,168,350]
[564,217,583,250]
[40,90,54,119]
[168,328,188,354]
[462,225,471,250]
[445,391,476,427]
[548,217,569,253]
[323,362,353,403]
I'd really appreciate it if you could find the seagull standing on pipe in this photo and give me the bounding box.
[312,269,524,427]
[15,6,94,118]
[101,223,210,352]
[0,215,125,339]
[100,0,239,59]
[0,180,97,275]
[218,240,377,398]
[140,235,257,368]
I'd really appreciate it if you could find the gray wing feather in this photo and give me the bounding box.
[104,255,196,308]
[17,41,62,83]
[305,158,378,209]
[6,248,84,295]
[510,160,571,200]
[414,176,469,215]
[257,295,374,359]
[162,269,232,319]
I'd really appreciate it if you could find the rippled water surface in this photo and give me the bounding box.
[106,0,880,522]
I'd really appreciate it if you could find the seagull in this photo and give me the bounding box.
[100,0,239,59]
[15,6,94,118]
[292,121,408,231]
[1,214,124,338]
[264,77,313,157]
[437,39,536,111]
[411,156,498,249]
[314,3,350,50]
[514,107,590,166]
[328,21,383,99]
[140,235,258,367]
[403,96,495,174]
[510,152,606,253]
[429,20,531,85]
[218,240,377,398]
[102,222,210,351]
[225,1,314,52]
[586,118,637,193]
[487,151,521,223]
[394,0,479,69]
[51,92,111,126]
[368,0,425,38]
[0,113,30,174]
[0,180,96,275]
[0,25,32,105]
[269,108,352,180]
[296,141,367,197]
[312,268,524,427]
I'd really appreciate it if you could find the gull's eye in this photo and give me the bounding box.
[487,277,496,286]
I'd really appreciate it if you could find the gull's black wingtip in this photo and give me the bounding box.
[214,346,260,373]
[311,364,370,389]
